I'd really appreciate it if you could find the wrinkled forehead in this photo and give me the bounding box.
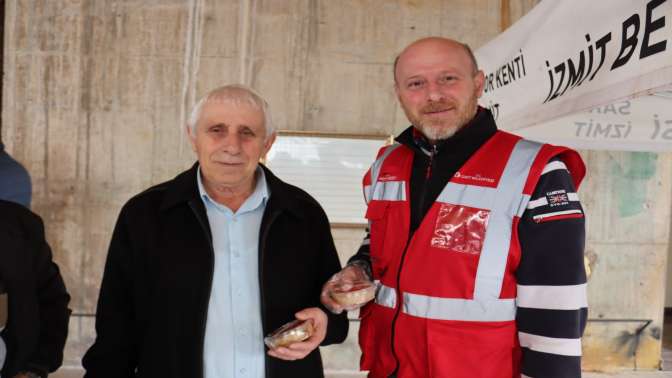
[198,97,265,126]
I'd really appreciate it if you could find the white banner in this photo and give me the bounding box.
[475,0,672,150]
[517,90,672,152]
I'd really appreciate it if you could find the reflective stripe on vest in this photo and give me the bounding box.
[366,181,406,202]
[372,139,542,321]
[364,144,403,204]
[375,283,517,321]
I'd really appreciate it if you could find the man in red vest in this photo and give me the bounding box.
[322,37,587,378]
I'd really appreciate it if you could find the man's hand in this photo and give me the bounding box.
[320,263,372,314]
[267,307,327,361]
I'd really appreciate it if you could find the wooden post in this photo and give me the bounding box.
[500,0,511,31]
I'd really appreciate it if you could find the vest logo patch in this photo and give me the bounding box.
[378,173,399,182]
[453,171,496,184]
[431,203,490,255]
[546,189,569,207]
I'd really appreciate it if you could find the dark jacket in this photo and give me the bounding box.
[82,163,349,378]
[0,200,71,378]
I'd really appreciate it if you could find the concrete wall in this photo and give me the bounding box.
[580,151,672,371]
[3,0,670,374]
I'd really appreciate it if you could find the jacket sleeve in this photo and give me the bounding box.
[314,206,349,346]
[26,214,71,375]
[346,231,373,279]
[346,162,375,276]
[516,157,588,378]
[82,206,138,378]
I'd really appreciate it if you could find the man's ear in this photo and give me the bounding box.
[474,70,486,98]
[186,125,198,152]
[264,132,277,154]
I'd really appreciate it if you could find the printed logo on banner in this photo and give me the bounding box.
[476,0,671,137]
[483,49,528,96]
[431,203,490,255]
[543,0,668,104]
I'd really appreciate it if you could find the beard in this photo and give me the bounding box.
[402,95,479,141]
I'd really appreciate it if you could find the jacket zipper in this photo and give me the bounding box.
[389,144,436,376]
[259,210,280,378]
[417,144,437,217]
[189,201,215,378]
[425,144,437,179]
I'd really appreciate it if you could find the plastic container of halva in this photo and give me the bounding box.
[329,280,376,308]
[264,319,315,349]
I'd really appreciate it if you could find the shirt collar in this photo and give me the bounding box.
[197,167,270,214]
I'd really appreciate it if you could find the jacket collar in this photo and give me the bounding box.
[160,162,306,219]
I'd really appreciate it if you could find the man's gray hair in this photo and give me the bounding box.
[187,84,275,138]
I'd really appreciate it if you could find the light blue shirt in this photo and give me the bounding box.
[198,168,269,378]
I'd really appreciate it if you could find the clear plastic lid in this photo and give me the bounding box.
[329,280,376,309]
[264,319,315,349]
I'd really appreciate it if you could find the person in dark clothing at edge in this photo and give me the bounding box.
[82,85,348,378]
[0,200,71,378]
[322,37,587,378]
[0,142,32,208]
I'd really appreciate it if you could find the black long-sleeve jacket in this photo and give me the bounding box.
[82,163,348,378]
[0,200,71,378]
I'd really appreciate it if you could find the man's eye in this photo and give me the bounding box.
[407,80,424,89]
[439,75,456,83]
[210,126,223,133]
[240,129,255,137]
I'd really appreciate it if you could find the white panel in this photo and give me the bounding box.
[265,135,388,224]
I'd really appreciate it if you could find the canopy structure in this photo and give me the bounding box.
[475,0,672,151]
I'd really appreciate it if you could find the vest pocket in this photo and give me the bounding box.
[365,201,390,277]
[426,320,519,378]
[358,303,375,371]
[359,303,395,375]
[365,201,389,221]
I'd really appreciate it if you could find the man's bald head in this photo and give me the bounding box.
[392,36,485,142]
[393,37,479,84]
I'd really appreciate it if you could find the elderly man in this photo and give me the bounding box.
[322,37,587,377]
[83,85,348,378]
[0,200,71,378]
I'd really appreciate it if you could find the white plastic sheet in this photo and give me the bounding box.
[475,0,672,151]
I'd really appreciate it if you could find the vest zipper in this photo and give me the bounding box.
[188,201,215,378]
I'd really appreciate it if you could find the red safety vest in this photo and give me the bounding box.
[358,131,585,378]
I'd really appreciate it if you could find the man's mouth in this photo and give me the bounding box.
[215,161,244,166]
[422,104,455,115]
[423,108,453,115]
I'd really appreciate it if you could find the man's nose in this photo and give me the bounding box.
[426,82,445,102]
[222,132,242,154]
